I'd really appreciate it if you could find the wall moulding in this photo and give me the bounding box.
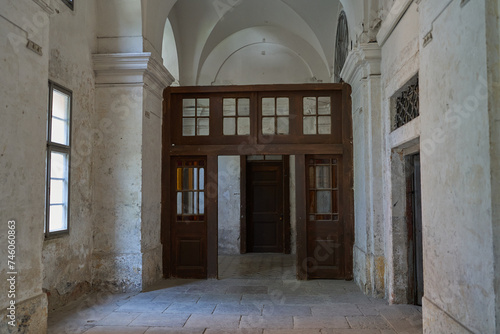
[340,43,381,87]
[93,53,175,90]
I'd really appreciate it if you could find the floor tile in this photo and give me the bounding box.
[262,304,311,316]
[144,328,205,334]
[197,293,242,304]
[128,313,190,327]
[226,286,269,294]
[95,312,141,326]
[184,314,241,328]
[265,330,322,334]
[240,315,293,329]
[164,302,216,314]
[293,316,350,329]
[204,330,263,334]
[115,301,170,313]
[83,327,148,334]
[214,303,263,315]
[346,316,392,329]
[311,304,363,316]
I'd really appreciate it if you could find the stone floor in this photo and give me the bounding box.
[48,254,422,334]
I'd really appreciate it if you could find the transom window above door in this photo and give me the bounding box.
[169,85,345,146]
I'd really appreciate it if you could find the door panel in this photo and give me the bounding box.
[247,162,284,253]
[306,155,344,279]
[171,157,207,278]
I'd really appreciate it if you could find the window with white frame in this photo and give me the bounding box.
[45,82,72,237]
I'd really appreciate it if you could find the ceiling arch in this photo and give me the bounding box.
[198,25,329,85]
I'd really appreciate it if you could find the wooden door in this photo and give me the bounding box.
[171,157,207,278]
[306,155,344,279]
[247,162,284,253]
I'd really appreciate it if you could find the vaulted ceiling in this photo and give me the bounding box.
[166,0,343,85]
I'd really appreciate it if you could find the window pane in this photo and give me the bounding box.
[52,89,70,120]
[277,98,289,115]
[193,168,198,190]
[183,118,195,136]
[197,118,210,136]
[177,192,182,214]
[316,191,332,213]
[238,98,250,116]
[183,99,196,117]
[318,116,331,134]
[238,117,250,135]
[262,98,275,116]
[199,168,205,190]
[223,118,236,135]
[49,204,67,232]
[247,155,265,161]
[265,155,283,161]
[303,116,316,135]
[316,166,331,189]
[303,97,316,115]
[277,117,289,135]
[51,118,69,145]
[50,179,65,204]
[199,192,205,214]
[262,117,275,135]
[182,192,194,214]
[318,97,331,115]
[51,151,68,179]
[223,98,236,116]
[182,168,192,190]
[197,98,210,116]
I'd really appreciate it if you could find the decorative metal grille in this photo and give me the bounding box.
[394,80,419,129]
[334,11,349,83]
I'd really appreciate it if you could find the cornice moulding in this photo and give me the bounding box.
[377,0,414,47]
[93,53,175,88]
[341,44,381,86]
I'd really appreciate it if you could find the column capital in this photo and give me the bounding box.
[340,43,381,88]
[93,53,175,92]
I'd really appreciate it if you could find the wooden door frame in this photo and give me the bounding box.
[240,156,291,254]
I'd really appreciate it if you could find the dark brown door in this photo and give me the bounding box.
[408,154,423,305]
[306,155,344,279]
[247,162,284,253]
[171,157,207,278]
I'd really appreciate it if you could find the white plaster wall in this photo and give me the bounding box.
[218,156,241,255]
[0,0,50,331]
[42,0,97,308]
[96,0,143,53]
[419,0,495,332]
[380,2,420,304]
[92,86,144,292]
[141,84,163,288]
[485,0,500,329]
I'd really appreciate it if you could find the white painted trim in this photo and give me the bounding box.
[376,0,414,47]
